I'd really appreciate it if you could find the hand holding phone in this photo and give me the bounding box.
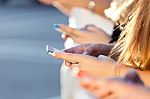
[46,45,78,64]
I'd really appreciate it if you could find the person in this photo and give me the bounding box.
[46,0,137,99]
[41,1,117,99]
[50,0,150,86]
[52,0,136,45]
[80,70,150,99]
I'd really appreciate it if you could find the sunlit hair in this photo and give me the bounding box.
[111,0,150,70]
[105,0,136,24]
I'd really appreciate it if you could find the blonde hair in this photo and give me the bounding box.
[111,0,150,70]
[105,0,136,24]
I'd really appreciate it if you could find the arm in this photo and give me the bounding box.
[39,0,112,16]
[56,0,112,16]
[50,50,150,87]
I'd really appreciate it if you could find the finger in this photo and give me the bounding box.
[57,24,83,37]
[80,78,114,99]
[80,77,111,99]
[80,77,95,90]
[80,76,99,90]
[102,94,117,99]
[83,44,101,57]
[50,51,84,63]
[94,87,112,98]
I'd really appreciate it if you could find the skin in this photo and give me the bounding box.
[50,50,118,78]
[63,43,114,66]
[39,0,112,16]
[50,49,150,86]
[80,71,150,99]
[56,24,112,44]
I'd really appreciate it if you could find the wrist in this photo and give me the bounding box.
[87,0,96,11]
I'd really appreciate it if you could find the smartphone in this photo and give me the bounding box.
[46,45,78,64]
[46,45,62,54]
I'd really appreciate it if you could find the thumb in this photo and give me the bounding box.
[123,70,144,85]
[83,44,101,57]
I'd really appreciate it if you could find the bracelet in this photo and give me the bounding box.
[88,0,96,11]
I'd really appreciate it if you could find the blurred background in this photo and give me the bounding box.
[0,0,67,99]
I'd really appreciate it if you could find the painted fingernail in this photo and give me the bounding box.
[53,24,60,29]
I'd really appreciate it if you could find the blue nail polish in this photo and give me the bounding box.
[53,24,60,29]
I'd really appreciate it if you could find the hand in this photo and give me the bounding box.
[54,24,112,44]
[80,71,150,99]
[63,43,114,66]
[50,51,116,77]
[64,43,113,57]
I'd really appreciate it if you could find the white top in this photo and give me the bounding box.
[69,7,114,36]
[64,7,114,48]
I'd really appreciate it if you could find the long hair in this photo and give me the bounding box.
[105,0,136,24]
[111,0,150,70]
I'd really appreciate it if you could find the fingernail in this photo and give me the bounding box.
[50,53,56,57]
[53,24,60,29]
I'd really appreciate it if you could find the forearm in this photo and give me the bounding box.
[52,0,88,16]
[52,0,113,16]
[93,0,112,16]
